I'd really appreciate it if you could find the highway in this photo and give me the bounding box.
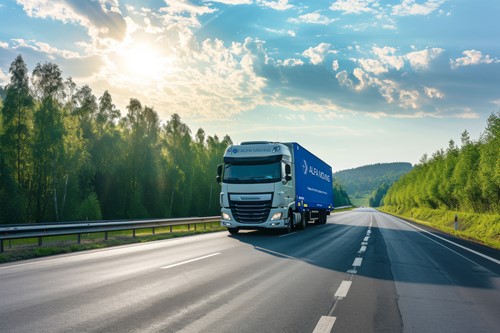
[0,208,499,333]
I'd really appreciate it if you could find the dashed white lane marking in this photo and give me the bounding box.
[334,280,352,298]
[363,236,369,242]
[312,316,337,333]
[160,253,221,269]
[361,241,368,246]
[352,257,363,267]
[358,245,367,253]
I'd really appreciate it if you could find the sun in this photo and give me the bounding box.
[122,43,173,81]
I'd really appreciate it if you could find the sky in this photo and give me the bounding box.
[0,0,499,172]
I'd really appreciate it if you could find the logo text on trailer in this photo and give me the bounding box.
[303,159,331,182]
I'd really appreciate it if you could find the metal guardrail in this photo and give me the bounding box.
[0,216,221,253]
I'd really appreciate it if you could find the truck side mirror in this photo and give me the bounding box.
[217,164,222,184]
[285,164,292,182]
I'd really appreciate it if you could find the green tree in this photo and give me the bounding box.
[31,62,65,221]
[0,55,33,222]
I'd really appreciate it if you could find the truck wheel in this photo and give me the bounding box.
[321,211,327,224]
[296,212,306,230]
[228,228,239,235]
[285,211,293,233]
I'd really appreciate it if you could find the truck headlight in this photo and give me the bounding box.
[222,212,231,221]
[271,212,282,221]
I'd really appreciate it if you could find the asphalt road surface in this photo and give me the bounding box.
[1,208,499,332]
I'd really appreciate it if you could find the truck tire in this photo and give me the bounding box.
[296,212,306,230]
[285,210,293,233]
[320,211,327,224]
[228,228,239,235]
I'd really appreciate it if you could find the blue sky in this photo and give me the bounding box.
[0,0,499,171]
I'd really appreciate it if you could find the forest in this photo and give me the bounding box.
[333,162,413,206]
[383,112,499,214]
[0,55,350,224]
[0,55,232,223]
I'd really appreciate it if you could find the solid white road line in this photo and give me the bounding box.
[334,280,352,298]
[312,316,337,333]
[278,232,297,237]
[352,257,363,267]
[160,253,221,269]
[396,218,500,265]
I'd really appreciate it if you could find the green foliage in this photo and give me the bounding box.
[72,193,102,221]
[369,182,390,207]
[384,112,500,214]
[0,54,232,224]
[332,180,352,207]
[334,162,413,207]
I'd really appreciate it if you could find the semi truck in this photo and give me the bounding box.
[216,141,334,234]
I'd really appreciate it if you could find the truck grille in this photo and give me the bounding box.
[229,199,272,224]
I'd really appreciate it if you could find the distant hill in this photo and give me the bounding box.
[334,162,413,206]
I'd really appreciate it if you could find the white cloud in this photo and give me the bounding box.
[336,70,353,89]
[0,68,9,86]
[337,67,424,109]
[399,89,420,109]
[289,12,336,25]
[160,0,215,16]
[355,46,404,74]
[11,39,81,59]
[0,41,8,49]
[405,48,444,70]
[424,87,444,99]
[257,0,295,10]
[302,43,331,65]
[332,60,339,71]
[208,0,252,5]
[16,0,127,48]
[450,50,499,69]
[392,0,446,16]
[283,58,304,66]
[330,0,377,15]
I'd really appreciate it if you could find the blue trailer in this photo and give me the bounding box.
[286,142,334,225]
[218,141,334,234]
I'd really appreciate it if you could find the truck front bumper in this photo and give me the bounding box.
[220,207,289,229]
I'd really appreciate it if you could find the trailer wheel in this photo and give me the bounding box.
[320,211,327,224]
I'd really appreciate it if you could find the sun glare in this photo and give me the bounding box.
[122,43,173,81]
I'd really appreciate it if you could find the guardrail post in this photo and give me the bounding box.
[188,224,191,231]
[105,232,108,241]
[133,229,136,238]
[38,236,42,247]
[77,234,81,244]
[170,225,172,233]
[454,214,458,231]
[204,223,206,230]
[152,227,155,235]
[1,239,3,253]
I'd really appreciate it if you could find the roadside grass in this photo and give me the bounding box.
[0,222,225,263]
[333,206,356,212]
[380,206,500,250]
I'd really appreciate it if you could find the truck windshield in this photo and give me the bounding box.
[223,161,281,183]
